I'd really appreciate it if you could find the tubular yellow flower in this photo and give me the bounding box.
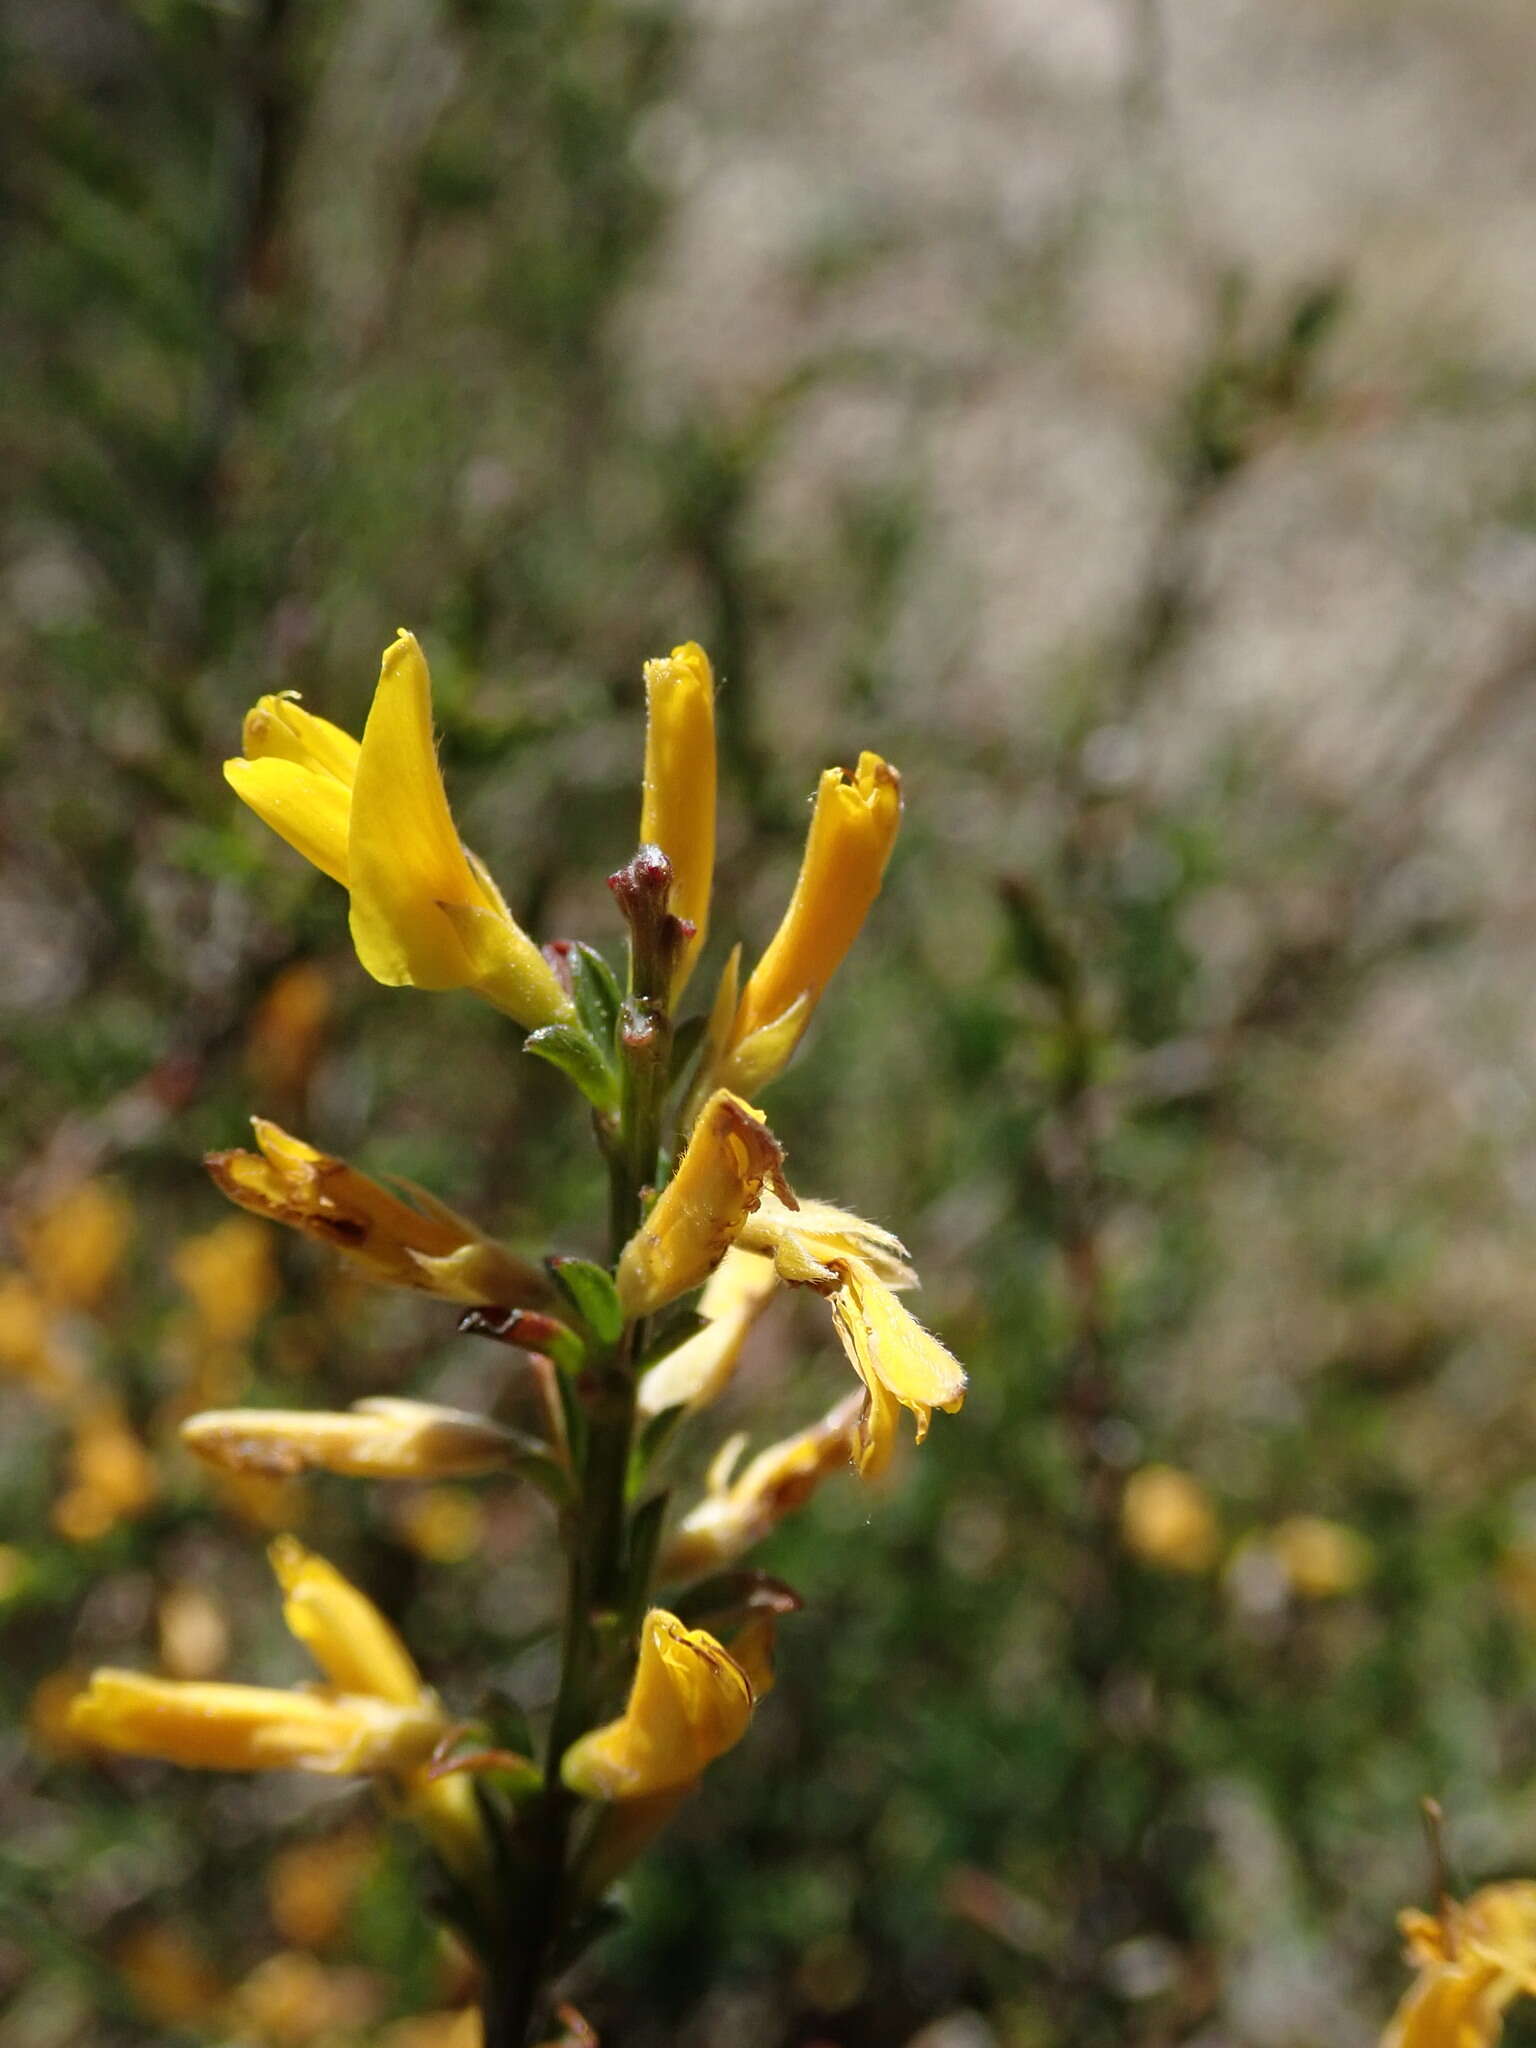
[660,1394,861,1580]
[736,1192,965,1478]
[67,1671,440,1775]
[637,1247,778,1420]
[205,1117,551,1308]
[182,1398,529,1482]
[641,642,716,1003]
[712,752,901,1098]
[270,1535,424,1705]
[616,1090,788,1319]
[561,1609,765,1801]
[225,632,573,1030]
[1384,1884,1536,2048]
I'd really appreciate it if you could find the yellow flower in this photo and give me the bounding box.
[52,1399,158,1542]
[67,1670,440,1776]
[660,1393,861,1579]
[562,1608,770,1800]
[1269,1515,1373,1600]
[637,1247,778,1420]
[182,1397,531,1482]
[1120,1466,1221,1575]
[205,1117,551,1307]
[1384,1883,1536,2047]
[736,1191,965,1479]
[70,1538,488,1894]
[616,1090,787,1320]
[172,1217,277,1348]
[114,1920,225,2027]
[707,752,900,1098]
[267,1824,376,1949]
[226,631,574,1030]
[157,1584,230,1680]
[640,641,716,1002]
[21,1177,133,1313]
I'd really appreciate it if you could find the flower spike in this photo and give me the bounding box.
[226,632,574,1031]
[640,642,716,1003]
[205,1118,552,1308]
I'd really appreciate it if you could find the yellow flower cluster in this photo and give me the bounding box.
[1384,1882,1536,2047]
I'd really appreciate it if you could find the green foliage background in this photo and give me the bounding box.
[8,1,1536,2042]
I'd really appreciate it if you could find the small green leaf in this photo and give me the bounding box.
[524,1023,619,1113]
[570,943,622,1054]
[635,1403,689,1476]
[548,1257,624,1349]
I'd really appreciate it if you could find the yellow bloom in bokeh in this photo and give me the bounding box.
[0,1271,77,1399]
[637,1246,778,1420]
[172,1216,277,1348]
[226,632,574,1030]
[616,1090,787,1319]
[114,1920,225,2027]
[53,1399,157,1542]
[562,1608,771,1800]
[244,958,333,1101]
[640,641,716,1002]
[708,752,901,1099]
[157,1583,230,1681]
[737,1190,964,1479]
[182,1396,530,1482]
[1269,1514,1373,1600]
[20,1177,133,1313]
[398,1486,487,1564]
[206,1117,551,1307]
[230,1949,380,2047]
[660,1393,861,1579]
[1120,1465,1220,1574]
[267,1825,376,1949]
[1384,1882,1536,2047]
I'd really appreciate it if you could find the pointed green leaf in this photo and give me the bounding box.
[524,1023,619,1113]
[548,1257,623,1349]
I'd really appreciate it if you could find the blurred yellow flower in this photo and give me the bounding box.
[52,1399,157,1542]
[231,1949,381,2047]
[636,1246,778,1420]
[114,1920,225,2026]
[226,632,574,1029]
[206,1117,551,1307]
[267,1824,376,1949]
[29,1665,91,1758]
[660,1393,861,1579]
[706,752,900,1099]
[244,958,333,1100]
[1384,1882,1536,2047]
[616,1090,787,1319]
[0,1271,76,1398]
[157,1583,230,1680]
[182,1396,529,1481]
[172,1215,277,1348]
[20,1177,133,1312]
[398,1486,487,1564]
[1269,1515,1373,1600]
[640,641,716,1002]
[1120,1465,1221,1574]
[562,1608,771,1800]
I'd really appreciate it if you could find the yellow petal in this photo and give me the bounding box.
[561,1609,758,1800]
[825,1258,966,1477]
[1121,1466,1220,1574]
[242,695,360,787]
[616,1092,788,1319]
[720,752,901,1091]
[346,631,499,990]
[1381,1956,1509,2048]
[226,757,353,887]
[270,1536,424,1707]
[182,1400,528,1482]
[640,642,717,1002]
[739,1189,915,1290]
[204,1117,551,1307]
[637,1247,779,1419]
[67,1670,438,1775]
[660,1393,860,1578]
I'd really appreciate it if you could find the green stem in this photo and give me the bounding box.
[487,959,669,2044]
